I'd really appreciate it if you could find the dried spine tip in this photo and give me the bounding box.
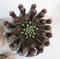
[44,41,50,46]
[18,4,26,16]
[10,11,17,18]
[18,4,23,9]
[4,21,15,29]
[45,25,51,30]
[46,19,52,24]
[41,9,47,13]
[4,21,9,25]
[46,33,52,38]
[31,4,36,9]
[36,9,47,18]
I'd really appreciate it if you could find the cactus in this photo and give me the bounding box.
[4,4,52,57]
